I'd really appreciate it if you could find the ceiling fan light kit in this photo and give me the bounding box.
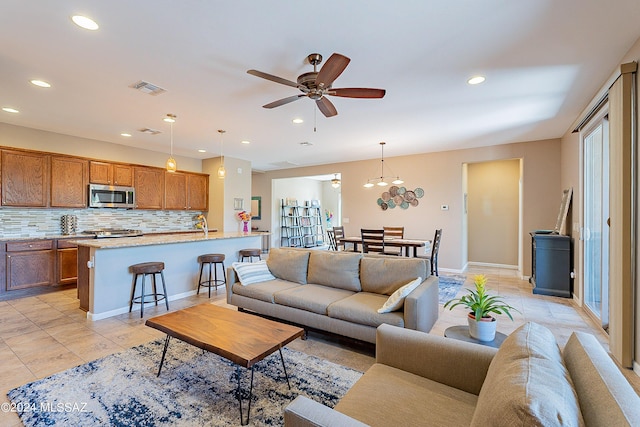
[331,173,341,188]
[247,52,385,118]
[364,142,403,188]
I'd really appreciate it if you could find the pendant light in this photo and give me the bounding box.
[363,142,403,188]
[164,114,177,172]
[331,173,341,188]
[217,129,226,179]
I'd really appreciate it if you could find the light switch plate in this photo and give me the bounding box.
[441,205,449,211]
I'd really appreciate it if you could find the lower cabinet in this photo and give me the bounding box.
[6,240,55,291]
[57,240,79,285]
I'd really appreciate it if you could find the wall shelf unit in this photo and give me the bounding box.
[281,200,325,248]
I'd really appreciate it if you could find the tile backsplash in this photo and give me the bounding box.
[0,209,204,238]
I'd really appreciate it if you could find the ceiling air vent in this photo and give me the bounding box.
[129,80,166,96]
[139,128,162,135]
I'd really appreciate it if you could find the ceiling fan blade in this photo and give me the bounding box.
[316,97,338,117]
[315,53,350,89]
[247,69,299,88]
[329,88,386,99]
[263,95,305,109]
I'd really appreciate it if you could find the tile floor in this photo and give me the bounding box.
[0,267,638,426]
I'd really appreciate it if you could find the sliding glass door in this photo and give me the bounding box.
[583,118,609,330]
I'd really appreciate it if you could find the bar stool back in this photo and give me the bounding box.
[129,262,169,318]
[197,253,226,297]
[239,248,261,262]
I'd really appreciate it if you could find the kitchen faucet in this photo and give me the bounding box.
[196,214,208,237]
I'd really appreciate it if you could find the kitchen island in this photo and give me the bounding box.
[75,232,264,320]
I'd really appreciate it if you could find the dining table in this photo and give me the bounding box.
[339,236,431,257]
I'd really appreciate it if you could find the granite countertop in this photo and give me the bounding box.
[0,229,214,242]
[71,231,268,249]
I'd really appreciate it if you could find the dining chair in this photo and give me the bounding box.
[361,228,386,254]
[418,229,442,276]
[332,226,348,251]
[327,229,337,251]
[383,226,404,256]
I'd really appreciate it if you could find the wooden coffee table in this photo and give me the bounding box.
[145,304,304,425]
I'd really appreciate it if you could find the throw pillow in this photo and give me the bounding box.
[232,261,276,286]
[377,277,422,313]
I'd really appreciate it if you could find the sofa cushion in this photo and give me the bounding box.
[307,250,362,291]
[377,277,422,313]
[266,247,310,284]
[328,292,404,328]
[360,257,427,295]
[273,284,354,315]
[471,322,584,427]
[563,331,640,426]
[335,363,478,426]
[232,279,300,303]
[231,260,275,286]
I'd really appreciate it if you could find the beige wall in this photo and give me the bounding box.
[203,156,252,232]
[0,122,202,172]
[467,159,520,266]
[252,138,562,275]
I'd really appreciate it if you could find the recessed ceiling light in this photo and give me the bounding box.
[71,15,99,30]
[292,118,304,124]
[120,133,132,137]
[2,107,19,113]
[30,79,51,88]
[198,149,207,153]
[467,76,486,85]
[241,140,250,144]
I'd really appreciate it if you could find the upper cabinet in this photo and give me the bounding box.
[89,161,133,186]
[51,156,88,208]
[1,149,49,207]
[134,166,164,210]
[164,172,209,211]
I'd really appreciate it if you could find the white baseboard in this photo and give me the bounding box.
[87,289,199,321]
[467,261,519,270]
[633,361,640,378]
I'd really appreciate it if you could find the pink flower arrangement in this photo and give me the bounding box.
[237,211,252,222]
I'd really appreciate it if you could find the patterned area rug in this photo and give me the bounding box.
[438,274,466,304]
[8,339,362,426]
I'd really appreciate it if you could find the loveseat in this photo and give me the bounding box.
[226,247,439,344]
[284,322,640,426]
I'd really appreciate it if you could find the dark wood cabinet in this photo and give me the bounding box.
[1,149,49,207]
[90,161,133,186]
[530,233,572,297]
[5,240,55,291]
[164,172,208,211]
[50,156,88,208]
[134,166,164,209]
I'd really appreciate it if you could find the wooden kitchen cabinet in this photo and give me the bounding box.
[5,240,55,291]
[56,238,89,286]
[50,156,88,208]
[1,149,49,207]
[134,166,164,209]
[187,173,209,211]
[90,161,133,186]
[164,172,208,210]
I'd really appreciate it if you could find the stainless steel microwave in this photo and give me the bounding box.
[88,184,135,208]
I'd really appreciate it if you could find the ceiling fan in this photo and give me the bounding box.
[247,53,386,117]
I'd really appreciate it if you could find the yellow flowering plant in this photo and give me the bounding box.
[443,274,519,321]
[236,211,252,222]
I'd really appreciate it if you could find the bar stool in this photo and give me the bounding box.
[239,248,261,262]
[197,253,226,297]
[129,262,169,318]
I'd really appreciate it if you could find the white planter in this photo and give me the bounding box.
[468,313,497,341]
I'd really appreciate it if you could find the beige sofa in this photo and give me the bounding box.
[226,247,439,344]
[285,322,640,426]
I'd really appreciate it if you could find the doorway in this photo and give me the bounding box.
[465,159,522,271]
[582,116,610,331]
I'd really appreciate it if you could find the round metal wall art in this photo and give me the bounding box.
[378,187,424,210]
